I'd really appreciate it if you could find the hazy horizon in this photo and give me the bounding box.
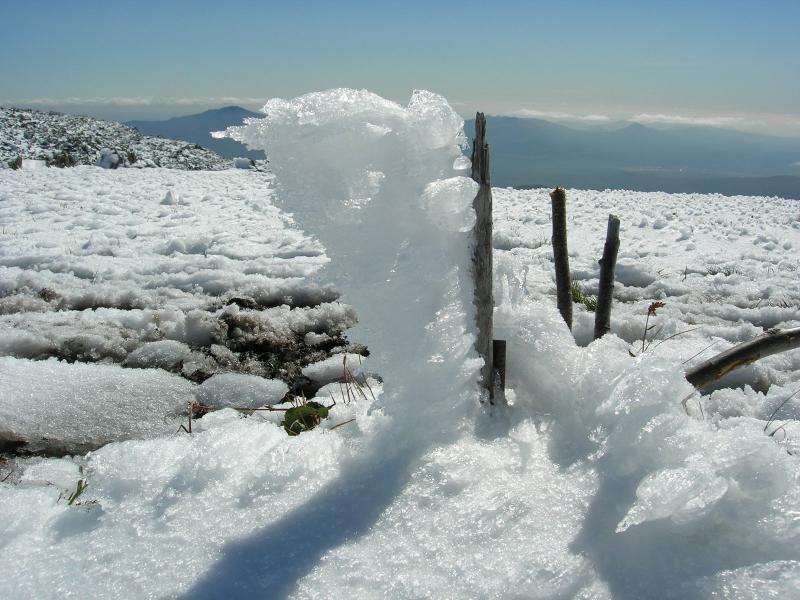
[2,0,799,137]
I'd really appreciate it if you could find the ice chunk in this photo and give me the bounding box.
[196,373,288,409]
[616,467,729,531]
[420,176,478,233]
[123,340,192,370]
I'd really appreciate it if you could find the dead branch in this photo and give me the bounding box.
[685,326,800,389]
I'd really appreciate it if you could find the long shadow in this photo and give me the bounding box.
[178,442,423,600]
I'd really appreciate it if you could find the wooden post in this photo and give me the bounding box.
[594,214,620,340]
[471,113,505,404]
[550,187,572,330]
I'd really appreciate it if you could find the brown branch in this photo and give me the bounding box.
[685,327,800,389]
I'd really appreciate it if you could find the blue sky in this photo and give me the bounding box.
[2,0,798,135]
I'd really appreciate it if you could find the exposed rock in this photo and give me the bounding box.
[0,107,230,170]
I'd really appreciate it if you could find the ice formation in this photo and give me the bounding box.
[226,88,482,433]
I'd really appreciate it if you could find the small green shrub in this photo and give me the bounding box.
[571,280,597,312]
[282,401,330,435]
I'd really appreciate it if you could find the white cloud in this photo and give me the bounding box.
[630,113,747,127]
[512,108,611,123]
[1,96,266,107]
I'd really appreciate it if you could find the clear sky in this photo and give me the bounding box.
[2,0,799,135]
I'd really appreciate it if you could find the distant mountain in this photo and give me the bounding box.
[127,106,265,160]
[465,116,800,199]
[1,107,229,170]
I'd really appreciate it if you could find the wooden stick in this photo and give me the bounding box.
[471,112,497,403]
[685,326,800,389]
[594,214,620,340]
[550,187,572,329]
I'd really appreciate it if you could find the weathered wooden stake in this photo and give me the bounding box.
[685,326,800,389]
[594,214,620,340]
[550,187,572,329]
[471,113,505,404]
[471,113,494,401]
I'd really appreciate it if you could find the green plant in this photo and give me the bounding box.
[570,280,597,312]
[282,401,330,435]
[66,479,88,505]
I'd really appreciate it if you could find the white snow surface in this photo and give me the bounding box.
[0,167,342,363]
[1,89,800,599]
[0,166,354,448]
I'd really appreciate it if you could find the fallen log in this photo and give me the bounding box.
[685,326,800,389]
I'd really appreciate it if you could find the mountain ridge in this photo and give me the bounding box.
[465,115,800,198]
[126,106,265,160]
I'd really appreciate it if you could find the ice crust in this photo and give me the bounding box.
[1,90,800,599]
[0,357,194,452]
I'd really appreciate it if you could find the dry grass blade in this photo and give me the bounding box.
[764,387,800,433]
[328,418,356,431]
[682,341,718,365]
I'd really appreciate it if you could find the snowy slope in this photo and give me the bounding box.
[0,107,231,170]
[1,90,800,600]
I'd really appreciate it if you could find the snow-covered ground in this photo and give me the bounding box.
[0,167,357,453]
[1,90,799,599]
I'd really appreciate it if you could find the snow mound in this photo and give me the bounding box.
[0,357,194,454]
[196,373,288,409]
[301,352,368,383]
[123,340,192,370]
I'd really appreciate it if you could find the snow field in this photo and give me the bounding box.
[494,187,800,392]
[1,89,799,599]
[0,166,358,451]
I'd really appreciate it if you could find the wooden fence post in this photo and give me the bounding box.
[594,214,620,340]
[471,113,505,404]
[550,187,573,330]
